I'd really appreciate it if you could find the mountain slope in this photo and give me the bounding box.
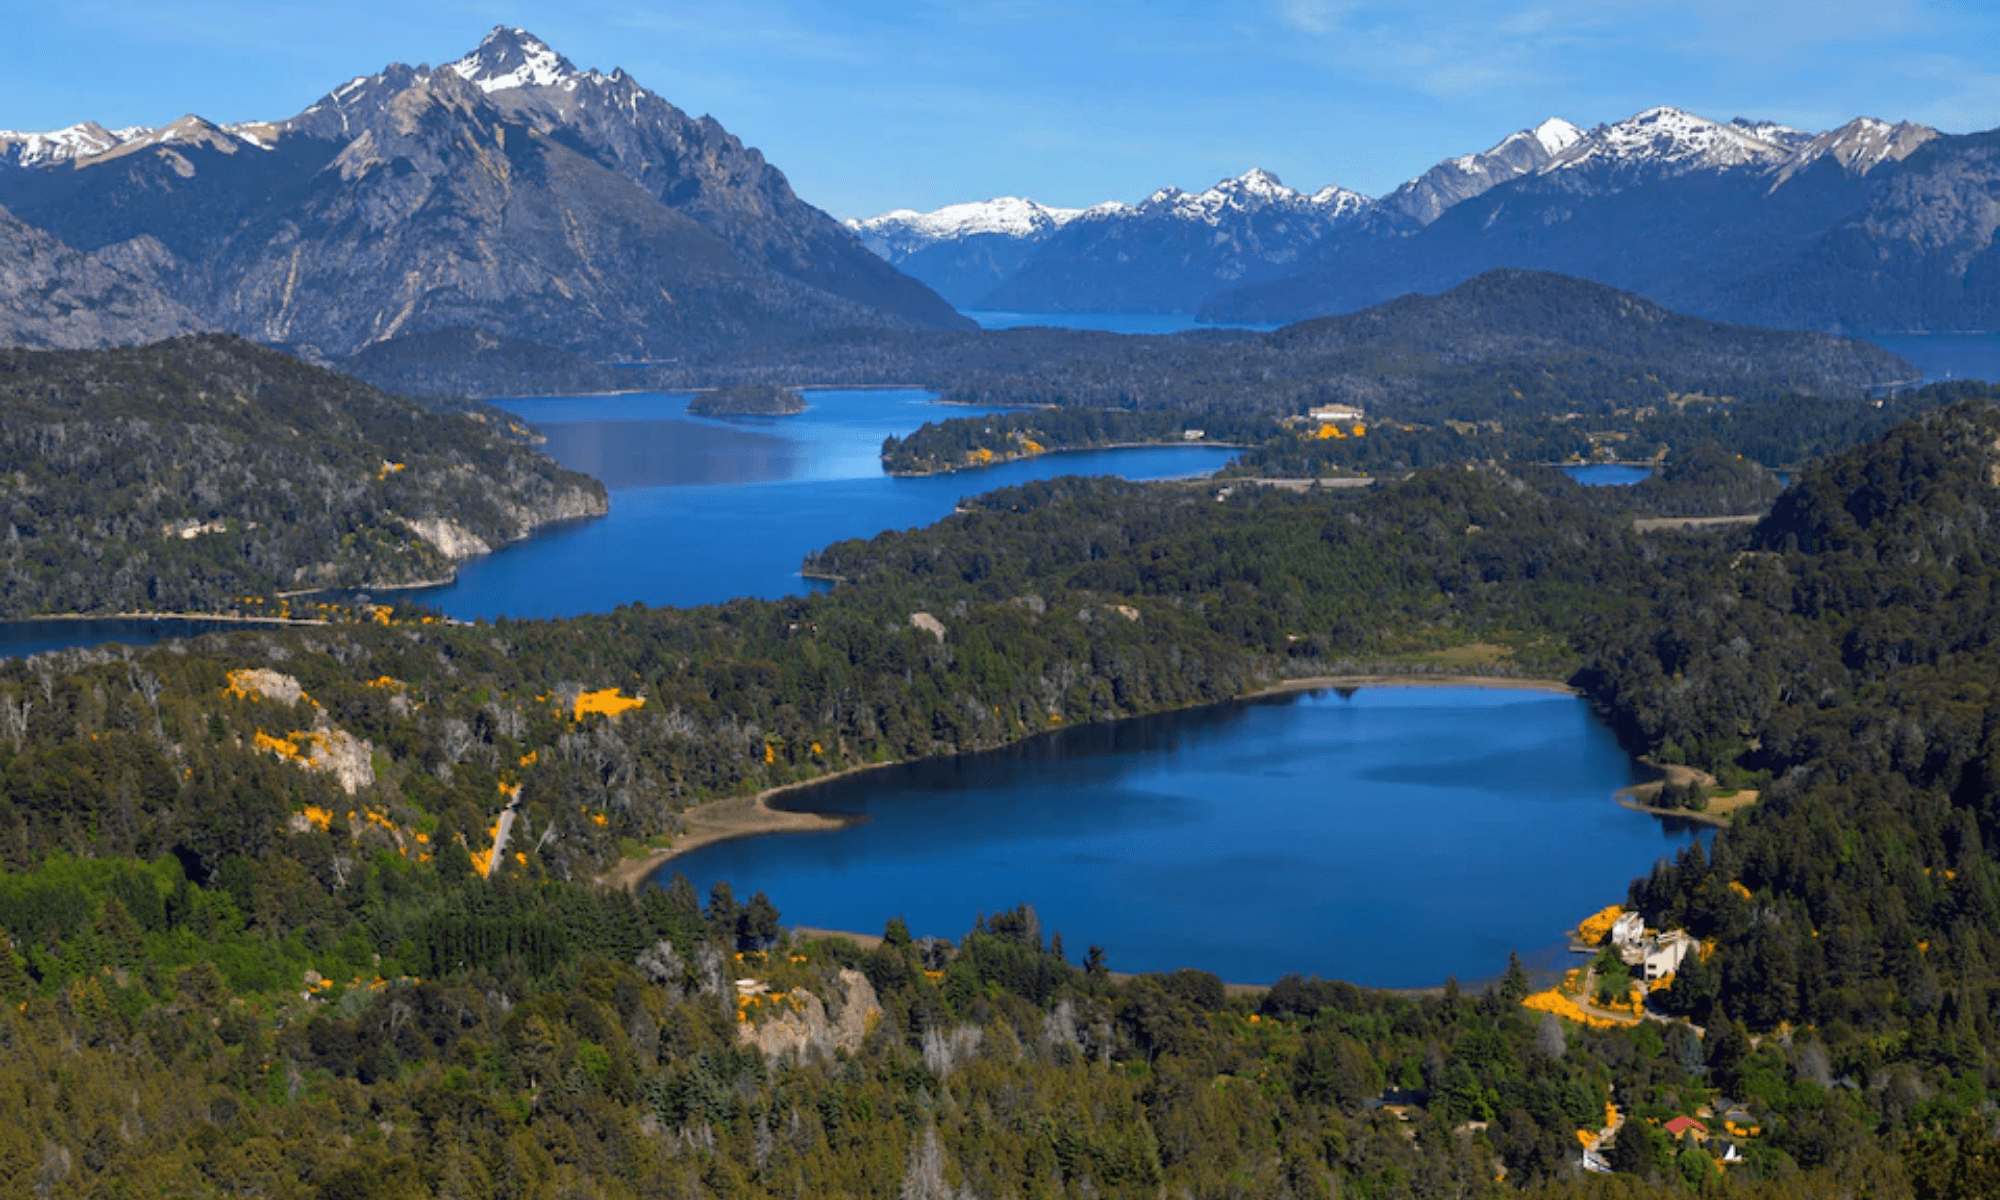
[0,28,968,362]
[845,198,1094,308]
[0,335,607,614]
[0,206,203,349]
[1203,109,1972,332]
[977,170,1373,313]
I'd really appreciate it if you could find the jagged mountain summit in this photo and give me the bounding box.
[1379,118,1583,224]
[0,27,968,363]
[853,118,1596,313]
[863,168,1376,312]
[1201,105,1973,332]
[853,103,1984,331]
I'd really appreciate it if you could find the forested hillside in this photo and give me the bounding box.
[0,336,606,615]
[9,407,2000,1194]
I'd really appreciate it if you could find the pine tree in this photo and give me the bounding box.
[0,933,27,1001]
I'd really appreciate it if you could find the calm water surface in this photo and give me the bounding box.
[417,388,1238,619]
[1865,333,2000,383]
[661,687,1703,988]
[0,617,295,660]
[1561,464,1653,486]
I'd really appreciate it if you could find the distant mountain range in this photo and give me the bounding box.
[0,28,969,364]
[854,107,1997,334]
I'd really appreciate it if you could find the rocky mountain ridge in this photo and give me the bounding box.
[0,27,968,362]
[854,105,1979,329]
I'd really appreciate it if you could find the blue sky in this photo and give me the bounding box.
[4,1,1996,217]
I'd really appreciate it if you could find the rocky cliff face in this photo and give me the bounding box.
[0,28,967,363]
[736,969,881,1063]
[0,207,202,349]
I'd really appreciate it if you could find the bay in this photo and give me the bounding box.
[660,686,1703,988]
[417,388,1237,620]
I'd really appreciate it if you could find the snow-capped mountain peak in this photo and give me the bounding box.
[1140,170,1367,226]
[1550,106,1794,177]
[1772,116,1939,186]
[1729,117,1812,150]
[0,115,277,170]
[447,26,579,93]
[0,121,124,168]
[1384,118,1583,225]
[1532,118,1584,156]
[845,197,1088,257]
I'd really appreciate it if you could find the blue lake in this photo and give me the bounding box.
[0,617,296,660]
[663,686,1702,988]
[1865,332,2000,384]
[404,389,1238,620]
[1561,464,1654,486]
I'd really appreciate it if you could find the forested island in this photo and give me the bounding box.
[5,377,2000,1193]
[0,336,607,616]
[687,384,809,416]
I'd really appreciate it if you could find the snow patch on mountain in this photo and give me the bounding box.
[448,26,578,93]
[847,197,1087,256]
[0,117,273,170]
[0,122,125,168]
[1550,106,1794,177]
[1533,118,1584,156]
[1773,117,1939,186]
[1134,169,1369,227]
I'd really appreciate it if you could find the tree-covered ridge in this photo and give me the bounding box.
[0,335,607,615]
[1564,403,2000,1062]
[686,384,808,416]
[382,268,1908,408]
[886,376,1988,484]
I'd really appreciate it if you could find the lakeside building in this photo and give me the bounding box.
[1610,913,1697,981]
[1308,404,1365,423]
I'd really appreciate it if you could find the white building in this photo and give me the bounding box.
[1308,404,1365,423]
[1642,931,1697,981]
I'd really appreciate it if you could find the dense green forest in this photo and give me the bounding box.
[0,336,606,617]
[11,388,2000,1192]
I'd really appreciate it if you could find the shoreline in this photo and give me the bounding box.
[9,611,331,627]
[1613,758,1758,827]
[779,925,1514,998]
[602,671,1575,891]
[1250,673,1580,698]
[885,440,1244,479]
[600,765,892,892]
[604,672,1622,995]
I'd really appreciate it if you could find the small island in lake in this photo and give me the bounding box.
[688,383,808,416]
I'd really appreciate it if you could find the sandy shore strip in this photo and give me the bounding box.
[1614,758,1759,827]
[1251,673,1580,698]
[601,767,896,892]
